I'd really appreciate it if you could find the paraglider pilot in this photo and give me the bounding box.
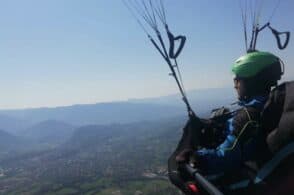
[168,51,284,195]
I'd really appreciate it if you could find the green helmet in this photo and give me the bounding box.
[232,51,281,78]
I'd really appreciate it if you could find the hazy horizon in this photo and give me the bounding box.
[0,86,233,110]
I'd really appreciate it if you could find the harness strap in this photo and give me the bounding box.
[227,142,294,190]
[254,142,294,183]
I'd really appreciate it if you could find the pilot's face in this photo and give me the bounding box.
[234,77,247,100]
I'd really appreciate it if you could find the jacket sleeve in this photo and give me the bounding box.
[195,107,260,175]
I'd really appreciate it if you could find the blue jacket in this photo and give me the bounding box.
[196,96,268,175]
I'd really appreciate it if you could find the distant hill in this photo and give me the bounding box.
[0,120,75,160]
[66,117,185,150]
[22,120,75,145]
[0,129,21,150]
[0,129,33,160]
[0,87,234,128]
[68,124,128,148]
[0,114,32,135]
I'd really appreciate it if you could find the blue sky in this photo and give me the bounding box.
[0,0,293,109]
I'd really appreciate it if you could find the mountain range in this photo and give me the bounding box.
[0,87,235,135]
[0,87,235,165]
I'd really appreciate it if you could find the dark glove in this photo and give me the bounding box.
[210,107,230,119]
[176,148,194,163]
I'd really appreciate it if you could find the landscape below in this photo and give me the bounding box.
[0,88,234,195]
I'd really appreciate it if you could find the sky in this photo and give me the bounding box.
[0,0,293,109]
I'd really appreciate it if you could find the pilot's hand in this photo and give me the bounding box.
[175,149,193,163]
